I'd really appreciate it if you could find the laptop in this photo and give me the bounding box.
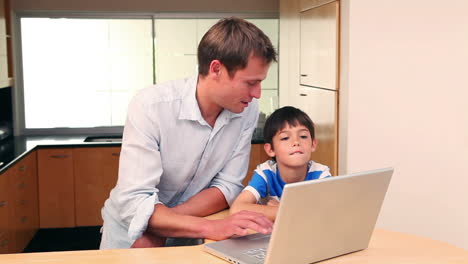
[203,167,394,264]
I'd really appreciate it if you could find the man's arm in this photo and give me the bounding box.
[132,187,273,247]
[171,187,228,217]
[147,204,273,241]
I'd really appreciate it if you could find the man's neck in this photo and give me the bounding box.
[196,76,222,127]
[277,162,309,184]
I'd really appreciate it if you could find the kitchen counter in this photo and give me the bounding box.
[0,134,265,174]
[0,135,121,173]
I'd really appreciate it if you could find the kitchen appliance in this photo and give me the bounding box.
[0,122,12,141]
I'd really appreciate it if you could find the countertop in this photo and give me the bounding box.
[0,228,467,263]
[0,135,121,173]
[0,134,265,174]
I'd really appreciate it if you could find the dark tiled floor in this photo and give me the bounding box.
[23,226,102,253]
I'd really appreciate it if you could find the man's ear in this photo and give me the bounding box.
[311,138,318,152]
[208,60,222,79]
[264,143,276,158]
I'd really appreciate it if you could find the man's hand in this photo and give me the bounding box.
[203,210,273,241]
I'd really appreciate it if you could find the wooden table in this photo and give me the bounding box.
[1,211,467,264]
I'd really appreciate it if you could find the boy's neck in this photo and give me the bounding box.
[277,162,309,183]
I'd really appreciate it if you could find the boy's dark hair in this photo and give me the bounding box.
[263,106,315,148]
[197,17,277,78]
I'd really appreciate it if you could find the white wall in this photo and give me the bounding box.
[11,0,278,13]
[340,0,468,249]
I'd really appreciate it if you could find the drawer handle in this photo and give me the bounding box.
[300,74,308,77]
[50,154,69,159]
[299,93,307,96]
[20,216,28,223]
[18,182,26,189]
[111,153,120,157]
[18,165,27,171]
[19,200,28,206]
[0,201,7,207]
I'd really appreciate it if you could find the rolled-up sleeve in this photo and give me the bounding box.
[210,103,259,205]
[112,94,163,240]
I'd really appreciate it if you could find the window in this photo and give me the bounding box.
[17,14,278,134]
[20,17,153,130]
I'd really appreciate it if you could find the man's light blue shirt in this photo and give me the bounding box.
[100,76,259,248]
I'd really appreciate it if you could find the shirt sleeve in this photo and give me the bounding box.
[244,170,269,202]
[210,101,259,206]
[111,93,164,240]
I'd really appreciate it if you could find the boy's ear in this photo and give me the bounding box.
[264,143,276,158]
[311,138,318,152]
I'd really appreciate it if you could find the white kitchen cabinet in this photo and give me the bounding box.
[0,0,9,88]
[297,88,338,175]
[299,0,339,90]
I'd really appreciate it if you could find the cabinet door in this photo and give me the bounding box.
[73,147,120,226]
[297,88,338,175]
[9,152,38,252]
[0,170,9,254]
[243,144,270,186]
[37,148,75,228]
[0,0,9,88]
[299,1,339,90]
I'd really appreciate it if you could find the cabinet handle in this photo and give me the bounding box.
[111,153,120,157]
[50,154,69,159]
[20,216,28,223]
[0,201,7,207]
[17,182,26,189]
[300,74,308,77]
[18,165,26,171]
[19,200,28,206]
[299,93,307,96]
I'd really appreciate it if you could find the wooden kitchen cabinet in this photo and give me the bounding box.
[0,152,39,254]
[73,147,120,226]
[0,168,9,254]
[37,148,75,228]
[243,144,270,186]
[9,152,38,253]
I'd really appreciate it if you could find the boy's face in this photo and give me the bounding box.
[264,124,317,169]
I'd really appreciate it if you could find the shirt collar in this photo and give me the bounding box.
[178,75,243,125]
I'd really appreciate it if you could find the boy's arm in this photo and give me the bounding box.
[230,190,279,221]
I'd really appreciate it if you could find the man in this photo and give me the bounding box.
[100,17,277,249]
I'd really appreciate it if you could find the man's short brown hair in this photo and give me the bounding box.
[198,17,277,78]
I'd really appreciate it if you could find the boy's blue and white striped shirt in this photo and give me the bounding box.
[244,159,331,202]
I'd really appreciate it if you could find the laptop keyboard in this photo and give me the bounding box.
[243,247,267,261]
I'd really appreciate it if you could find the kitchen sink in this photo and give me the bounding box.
[84,135,122,143]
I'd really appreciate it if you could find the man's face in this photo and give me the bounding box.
[213,55,270,113]
[265,124,317,169]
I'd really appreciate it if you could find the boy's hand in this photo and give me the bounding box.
[266,198,279,207]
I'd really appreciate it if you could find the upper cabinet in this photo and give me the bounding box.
[0,0,8,88]
[299,0,339,90]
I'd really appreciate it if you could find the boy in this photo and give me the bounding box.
[230,106,331,221]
